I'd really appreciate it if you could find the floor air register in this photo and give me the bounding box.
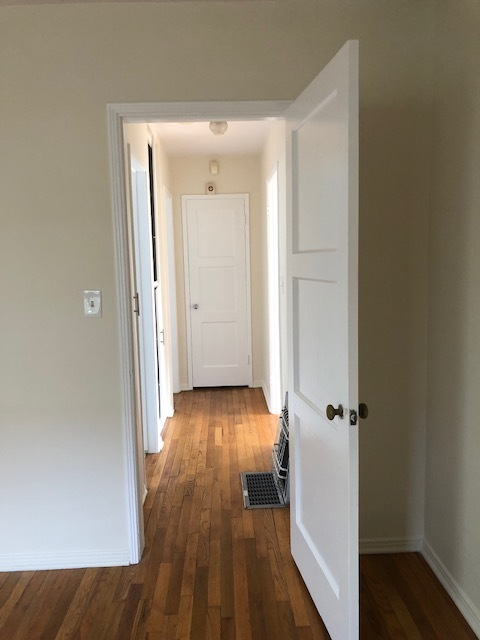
[240,396,289,509]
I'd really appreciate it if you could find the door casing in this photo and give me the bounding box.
[107,101,290,563]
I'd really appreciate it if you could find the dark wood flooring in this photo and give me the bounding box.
[0,388,476,639]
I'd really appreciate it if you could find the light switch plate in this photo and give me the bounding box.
[84,290,102,317]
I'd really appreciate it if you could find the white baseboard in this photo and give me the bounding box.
[261,381,273,413]
[0,549,130,572]
[251,380,281,415]
[360,536,423,554]
[422,540,480,638]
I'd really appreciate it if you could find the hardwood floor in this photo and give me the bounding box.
[0,388,476,639]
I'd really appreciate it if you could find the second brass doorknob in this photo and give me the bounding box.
[326,404,344,420]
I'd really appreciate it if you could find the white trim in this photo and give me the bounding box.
[107,106,143,565]
[262,380,271,412]
[244,195,253,389]
[266,164,282,414]
[251,379,263,388]
[164,186,181,395]
[109,101,291,124]
[107,100,291,567]
[422,540,480,638]
[182,199,194,389]
[262,380,281,416]
[359,537,423,554]
[0,549,130,572]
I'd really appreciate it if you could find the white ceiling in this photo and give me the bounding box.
[148,120,276,157]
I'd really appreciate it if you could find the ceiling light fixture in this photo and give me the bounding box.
[209,121,228,136]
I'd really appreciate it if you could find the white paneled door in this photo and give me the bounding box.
[287,41,359,639]
[182,195,252,388]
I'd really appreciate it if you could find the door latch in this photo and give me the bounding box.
[350,403,369,425]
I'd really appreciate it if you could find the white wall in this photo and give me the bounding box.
[0,0,433,574]
[425,0,480,628]
[169,155,264,389]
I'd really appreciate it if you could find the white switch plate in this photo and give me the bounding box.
[84,290,102,317]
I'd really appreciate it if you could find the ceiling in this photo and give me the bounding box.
[148,120,276,157]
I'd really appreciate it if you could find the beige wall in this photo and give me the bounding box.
[169,155,263,388]
[425,0,480,619]
[0,0,436,586]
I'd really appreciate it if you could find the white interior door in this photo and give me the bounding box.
[154,283,171,427]
[287,41,359,639]
[183,195,252,388]
[130,155,163,454]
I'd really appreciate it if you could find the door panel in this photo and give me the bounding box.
[287,41,359,640]
[130,158,161,454]
[183,195,252,388]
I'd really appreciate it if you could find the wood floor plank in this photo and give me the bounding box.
[0,388,476,640]
[77,567,122,640]
[190,566,209,640]
[53,568,98,639]
[244,538,268,640]
[15,570,70,640]
[220,509,235,620]
[147,561,171,634]
[38,570,87,640]
[0,571,34,627]
[175,594,193,640]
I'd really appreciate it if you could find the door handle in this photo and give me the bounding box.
[326,404,344,420]
[359,403,369,419]
[192,304,199,309]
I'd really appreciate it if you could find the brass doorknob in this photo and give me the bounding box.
[326,404,344,420]
[359,403,369,419]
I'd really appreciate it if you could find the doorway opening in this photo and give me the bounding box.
[108,101,289,564]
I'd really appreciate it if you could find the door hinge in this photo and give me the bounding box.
[133,293,140,316]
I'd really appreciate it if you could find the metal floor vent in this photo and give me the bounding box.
[240,472,286,509]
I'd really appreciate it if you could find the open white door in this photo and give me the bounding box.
[287,41,359,639]
[130,155,163,454]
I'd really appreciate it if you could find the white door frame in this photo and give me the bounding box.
[107,100,290,563]
[266,166,282,414]
[181,194,252,390]
[164,187,181,394]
